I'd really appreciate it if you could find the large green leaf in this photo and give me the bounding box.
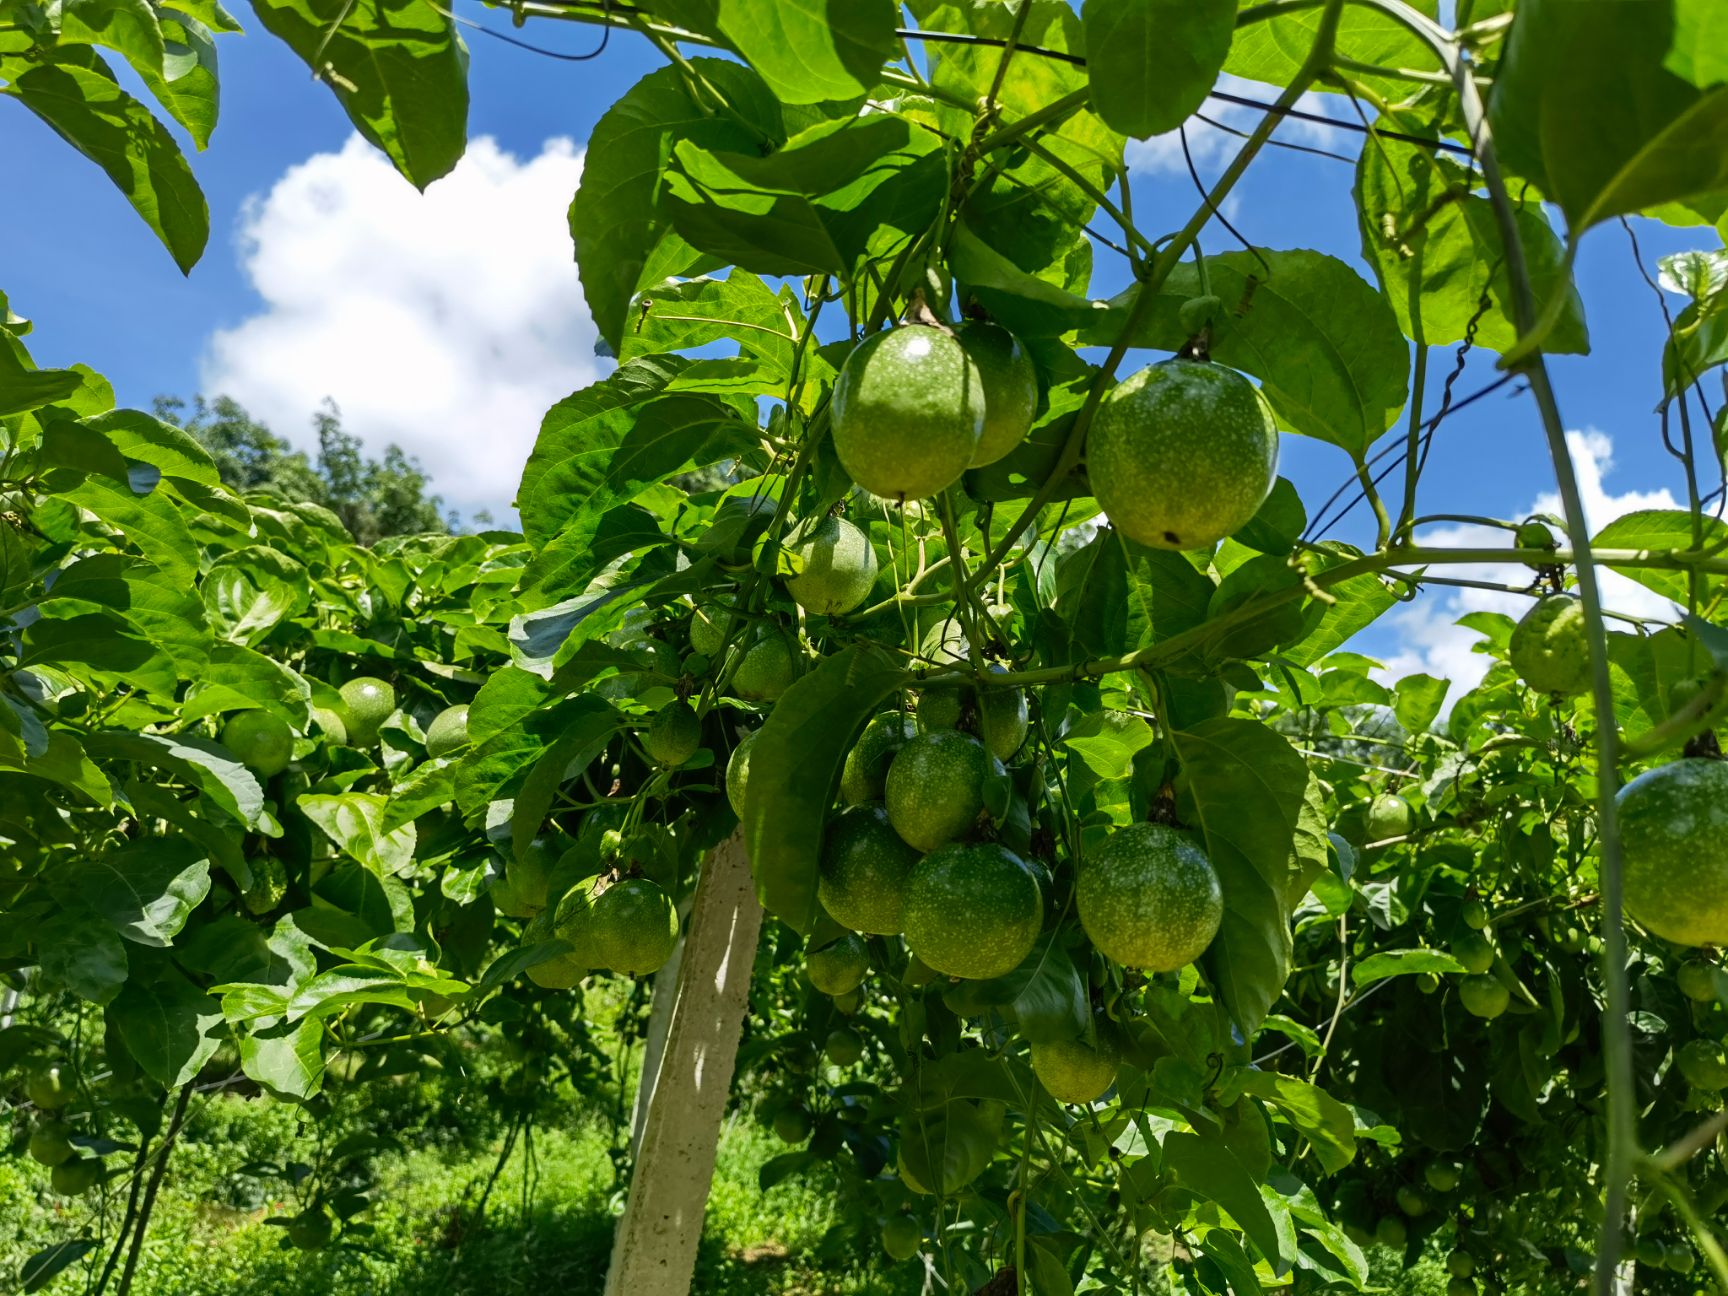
[620,273,798,375]
[1163,1128,1285,1267]
[62,471,198,583]
[36,913,129,1003]
[72,838,211,947]
[139,14,220,149]
[1174,717,1309,1033]
[1225,0,1441,98]
[1080,250,1409,459]
[570,60,783,351]
[1488,0,1728,232]
[1,47,208,271]
[1356,135,1588,356]
[250,0,467,189]
[1056,531,1215,659]
[298,793,417,877]
[744,645,908,929]
[1237,1071,1357,1173]
[83,731,263,827]
[657,0,897,105]
[202,546,310,644]
[55,0,166,78]
[1082,0,1234,139]
[108,964,223,1085]
[1594,508,1728,605]
[238,1017,325,1100]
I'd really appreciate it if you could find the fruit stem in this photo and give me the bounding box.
[936,489,995,671]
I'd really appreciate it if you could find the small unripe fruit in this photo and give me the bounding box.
[1677,960,1720,1003]
[1447,1250,1475,1278]
[1461,898,1489,930]
[1375,1215,1407,1248]
[772,1106,812,1144]
[1396,1185,1427,1217]
[642,702,701,766]
[881,1216,923,1262]
[1459,974,1510,1019]
[1508,596,1590,696]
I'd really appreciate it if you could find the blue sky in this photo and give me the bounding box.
[4,5,1721,685]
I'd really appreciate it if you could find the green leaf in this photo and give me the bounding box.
[0,341,83,416]
[1594,509,1728,605]
[744,645,908,930]
[1489,0,1728,232]
[108,964,223,1085]
[1356,135,1588,356]
[36,913,129,1003]
[1,47,208,272]
[181,643,311,728]
[83,731,263,827]
[56,0,166,78]
[682,0,896,104]
[1163,1129,1285,1267]
[1174,717,1309,1034]
[20,1240,101,1294]
[508,706,623,862]
[239,1017,325,1100]
[22,612,181,700]
[1664,281,1728,396]
[1082,0,1233,139]
[73,838,211,947]
[89,408,220,484]
[1224,0,1440,99]
[62,471,198,583]
[202,546,310,644]
[1055,530,1214,658]
[664,116,946,277]
[160,0,241,33]
[249,0,467,189]
[948,219,1112,338]
[621,274,798,376]
[1081,250,1409,458]
[1062,709,1155,780]
[571,60,783,351]
[1352,948,1467,986]
[1393,673,1449,734]
[942,934,1088,1043]
[1199,1231,1263,1296]
[297,793,417,877]
[1237,1070,1357,1173]
[1281,545,1400,667]
[137,14,220,150]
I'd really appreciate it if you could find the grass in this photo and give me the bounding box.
[3,1087,921,1296]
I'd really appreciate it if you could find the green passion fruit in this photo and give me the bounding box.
[27,1064,72,1111]
[1618,758,1728,947]
[784,515,878,615]
[727,728,760,819]
[642,702,702,766]
[1507,596,1590,696]
[818,803,922,935]
[588,878,679,975]
[953,319,1038,467]
[1077,823,1223,972]
[1677,959,1721,1003]
[1031,1035,1119,1105]
[732,631,798,701]
[51,1156,101,1196]
[1677,1038,1728,1090]
[1459,974,1510,1018]
[1365,792,1412,841]
[28,1121,75,1167]
[424,703,470,757]
[491,836,563,919]
[772,1106,813,1144]
[1452,931,1496,976]
[808,931,871,995]
[689,604,730,658]
[901,842,1043,980]
[1088,358,1278,551]
[880,1216,923,1262]
[831,324,985,500]
[824,1026,864,1067]
[1515,518,1559,568]
[337,676,396,747]
[840,712,916,805]
[884,730,999,852]
[221,710,294,777]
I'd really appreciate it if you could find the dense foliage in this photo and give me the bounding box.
[6,0,1728,1294]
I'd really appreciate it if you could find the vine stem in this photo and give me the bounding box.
[1356,1,1636,1284]
[115,1084,191,1296]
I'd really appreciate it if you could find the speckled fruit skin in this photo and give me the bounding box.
[1077,823,1223,972]
[424,704,469,758]
[1031,1036,1119,1104]
[733,632,797,700]
[977,684,1029,761]
[726,729,759,818]
[643,702,701,766]
[1452,931,1495,975]
[1677,1038,1728,1090]
[954,319,1038,467]
[1508,596,1590,695]
[1459,974,1509,1018]
[819,803,922,935]
[338,676,396,747]
[1677,960,1719,1003]
[785,515,878,615]
[589,878,679,975]
[222,710,294,777]
[808,932,871,995]
[831,325,985,499]
[1366,792,1412,841]
[841,713,917,805]
[903,842,1042,979]
[885,730,999,852]
[1088,359,1278,551]
[1618,758,1728,946]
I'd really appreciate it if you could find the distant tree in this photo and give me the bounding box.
[155,394,452,544]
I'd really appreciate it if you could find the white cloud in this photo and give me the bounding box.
[1124,74,1352,178]
[1374,430,1681,694]
[203,134,601,520]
